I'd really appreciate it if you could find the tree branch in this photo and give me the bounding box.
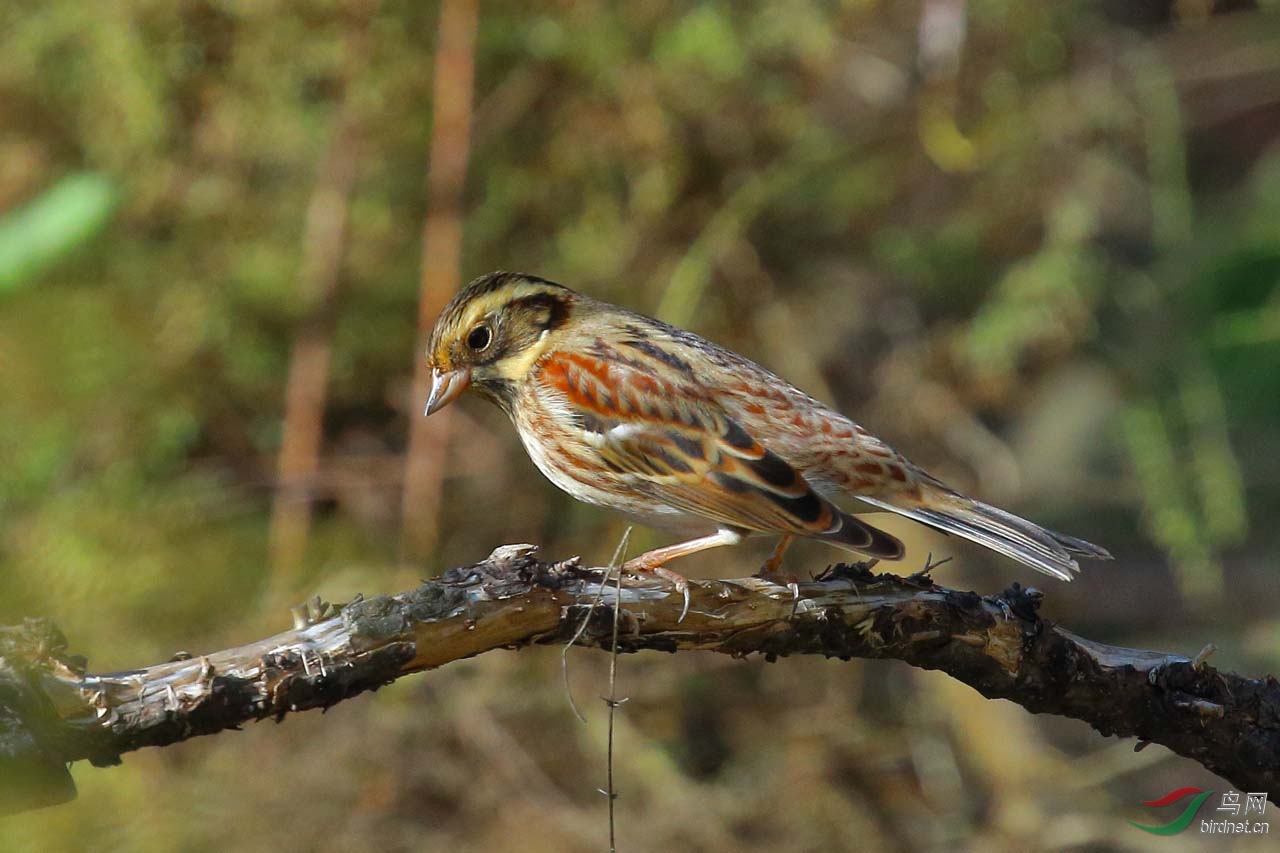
[2,545,1277,815]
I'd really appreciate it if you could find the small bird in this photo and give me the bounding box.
[424,271,1111,601]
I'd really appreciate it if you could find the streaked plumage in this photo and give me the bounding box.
[424,272,1111,590]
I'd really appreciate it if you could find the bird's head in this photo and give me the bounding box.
[424,271,576,415]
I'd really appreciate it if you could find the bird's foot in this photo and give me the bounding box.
[623,558,690,622]
[753,565,801,611]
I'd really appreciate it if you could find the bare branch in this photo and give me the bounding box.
[1,544,1277,815]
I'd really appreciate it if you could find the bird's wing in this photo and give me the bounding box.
[537,347,902,556]
[693,357,1111,580]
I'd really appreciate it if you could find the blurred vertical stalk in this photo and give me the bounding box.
[400,0,479,562]
[655,162,808,327]
[1120,49,1243,605]
[1179,361,1247,546]
[268,3,377,587]
[1121,398,1222,603]
[915,0,976,174]
[1132,48,1194,252]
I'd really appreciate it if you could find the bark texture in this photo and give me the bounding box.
[1,545,1276,815]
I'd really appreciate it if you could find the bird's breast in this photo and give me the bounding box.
[510,380,693,527]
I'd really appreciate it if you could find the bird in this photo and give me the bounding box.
[423,271,1111,606]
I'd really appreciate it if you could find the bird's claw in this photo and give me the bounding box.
[651,568,690,623]
[624,562,690,622]
[754,569,802,615]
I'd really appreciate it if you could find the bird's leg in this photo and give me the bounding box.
[755,535,800,609]
[624,529,743,621]
[756,535,795,581]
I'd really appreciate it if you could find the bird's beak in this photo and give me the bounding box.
[424,366,471,416]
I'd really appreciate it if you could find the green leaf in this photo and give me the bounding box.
[0,172,119,294]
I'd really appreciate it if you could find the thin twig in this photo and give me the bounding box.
[602,538,629,853]
[561,527,631,723]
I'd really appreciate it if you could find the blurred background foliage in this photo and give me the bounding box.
[2,0,1279,850]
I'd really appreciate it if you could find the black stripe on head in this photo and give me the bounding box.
[461,270,569,300]
[441,272,573,344]
[509,291,572,332]
[440,272,517,329]
[462,271,523,298]
[466,279,575,367]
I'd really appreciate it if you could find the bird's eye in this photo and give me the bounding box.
[466,324,492,351]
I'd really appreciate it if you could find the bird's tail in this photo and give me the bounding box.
[822,509,906,560]
[861,488,1112,581]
